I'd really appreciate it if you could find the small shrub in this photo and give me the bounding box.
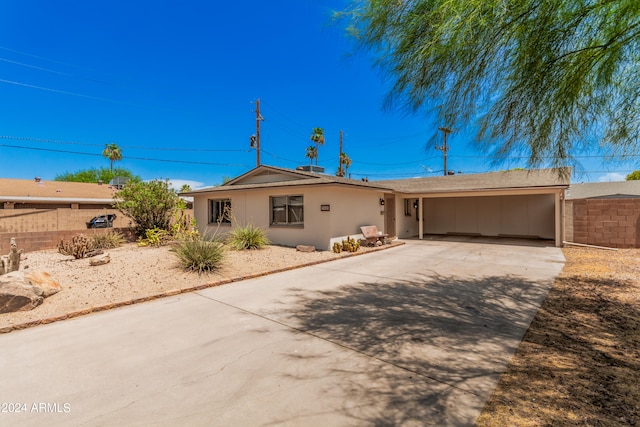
[332,242,342,253]
[172,218,199,241]
[91,231,126,249]
[172,236,225,273]
[58,234,95,259]
[138,227,171,247]
[227,224,269,250]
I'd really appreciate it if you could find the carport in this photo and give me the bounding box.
[381,169,570,247]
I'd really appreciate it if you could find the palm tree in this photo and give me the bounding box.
[305,145,318,165]
[340,152,352,177]
[179,184,192,193]
[102,143,123,172]
[309,128,325,165]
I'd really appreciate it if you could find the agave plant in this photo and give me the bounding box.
[227,223,270,250]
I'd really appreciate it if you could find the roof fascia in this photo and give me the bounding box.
[393,186,567,198]
[224,165,318,186]
[190,181,393,195]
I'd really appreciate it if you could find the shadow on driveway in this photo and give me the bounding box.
[283,272,549,425]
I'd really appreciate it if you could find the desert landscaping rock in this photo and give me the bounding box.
[0,271,61,314]
[296,245,316,252]
[90,253,111,266]
[0,272,44,313]
[24,271,62,297]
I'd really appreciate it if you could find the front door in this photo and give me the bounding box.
[384,195,396,237]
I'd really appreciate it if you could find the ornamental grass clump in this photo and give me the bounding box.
[227,224,269,250]
[91,231,126,249]
[172,236,225,274]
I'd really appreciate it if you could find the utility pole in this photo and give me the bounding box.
[436,126,452,176]
[338,130,343,177]
[255,98,264,167]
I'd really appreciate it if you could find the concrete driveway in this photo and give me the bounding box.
[0,237,564,426]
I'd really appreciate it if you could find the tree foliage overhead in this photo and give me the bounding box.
[626,170,640,180]
[54,167,138,183]
[340,1,640,168]
[113,179,178,237]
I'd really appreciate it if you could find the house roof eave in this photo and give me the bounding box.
[187,180,392,195]
[0,196,118,204]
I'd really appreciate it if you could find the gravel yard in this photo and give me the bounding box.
[477,247,640,426]
[1,242,398,333]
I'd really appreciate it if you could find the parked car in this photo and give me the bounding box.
[86,214,116,229]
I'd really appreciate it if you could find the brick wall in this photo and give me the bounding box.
[570,198,640,248]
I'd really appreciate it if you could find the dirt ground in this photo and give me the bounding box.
[476,247,640,426]
[1,242,397,333]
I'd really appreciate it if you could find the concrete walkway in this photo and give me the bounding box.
[0,237,565,426]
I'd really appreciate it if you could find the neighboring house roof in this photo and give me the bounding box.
[566,181,640,200]
[184,165,393,194]
[376,168,570,194]
[0,178,119,203]
[183,165,570,197]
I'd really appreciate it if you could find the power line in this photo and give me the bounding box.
[354,156,440,166]
[0,46,89,69]
[0,78,135,105]
[0,135,249,152]
[0,57,109,84]
[0,144,251,167]
[0,45,240,105]
[449,154,640,159]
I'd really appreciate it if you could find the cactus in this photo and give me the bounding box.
[341,236,360,253]
[58,234,95,259]
[332,242,342,253]
[1,238,23,275]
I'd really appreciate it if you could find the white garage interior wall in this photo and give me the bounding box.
[422,194,555,239]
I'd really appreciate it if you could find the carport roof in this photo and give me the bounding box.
[376,168,570,194]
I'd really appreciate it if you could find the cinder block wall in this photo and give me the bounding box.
[571,198,640,248]
[0,207,193,253]
[0,228,136,253]
[565,200,574,242]
[0,208,125,233]
[0,208,129,253]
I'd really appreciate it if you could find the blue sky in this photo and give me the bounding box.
[0,1,636,189]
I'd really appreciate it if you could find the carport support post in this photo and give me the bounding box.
[418,197,424,239]
[555,191,562,247]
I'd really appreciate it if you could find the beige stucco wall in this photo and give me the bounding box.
[193,185,387,250]
[395,196,420,238]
